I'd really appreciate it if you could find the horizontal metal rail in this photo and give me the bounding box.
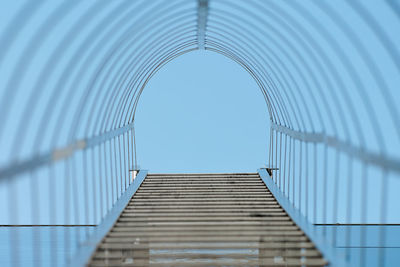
[272,122,400,174]
[0,123,135,181]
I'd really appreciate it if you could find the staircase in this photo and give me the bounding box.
[88,173,327,266]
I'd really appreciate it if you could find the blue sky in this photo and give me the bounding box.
[135,50,269,173]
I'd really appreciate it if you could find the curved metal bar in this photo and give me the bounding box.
[0,1,80,142]
[255,0,351,139]
[129,46,200,123]
[74,1,184,136]
[117,38,198,127]
[112,29,197,130]
[0,0,44,67]
[206,26,291,127]
[207,16,305,129]
[65,3,193,140]
[208,12,318,133]
[212,2,329,133]
[209,7,315,133]
[316,0,399,142]
[247,0,347,137]
[11,1,124,156]
[96,24,195,132]
[282,1,381,150]
[207,19,311,131]
[205,36,282,125]
[30,1,159,150]
[65,3,194,142]
[205,43,277,123]
[94,14,196,132]
[94,24,196,133]
[210,1,325,134]
[114,38,198,129]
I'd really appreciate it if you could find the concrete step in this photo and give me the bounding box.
[89,172,326,267]
[138,186,267,190]
[128,203,281,208]
[131,196,276,200]
[135,187,271,195]
[134,192,272,196]
[90,258,326,267]
[128,202,279,207]
[117,216,291,222]
[107,230,305,237]
[142,181,264,184]
[93,249,318,259]
[111,225,300,232]
[121,212,287,217]
[98,241,315,250]
[123,208,284,213]
[125,205,282,210]
[114,221,295,227]
[147,173,259,177]
[104,235,308,243]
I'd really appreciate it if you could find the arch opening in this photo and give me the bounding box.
[134,50,269,173]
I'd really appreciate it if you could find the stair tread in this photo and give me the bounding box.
[89,173,326,267]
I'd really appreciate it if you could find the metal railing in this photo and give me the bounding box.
[0,0,399,266]
[0,1,198,265]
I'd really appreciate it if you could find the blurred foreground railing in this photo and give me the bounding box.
[267,122,400,267]
[0,123,138,266]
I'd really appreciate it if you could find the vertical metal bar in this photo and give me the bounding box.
[279,132,282,189]
[360,164,368,267]
[127,131,131,184]
[305,142,309,219]
[268,127,272,169]
[103,142,110,213]
[345,157,354,262]
[292,138,295,205]
[71,155,81,258]
[313,143,317,223]
[48,165,57,266]
[275,129,278,182]
[298,141,302,212]
[30,171,40,267]
[271,129,274,175]
[197,0,208,50]
[83,150,89,237]
[118,135,124,192]
[8,179,19,267]
[283,134,287,195]
[322,145,328,235]
[131,128,136,171]
[91,148,98,225]
[332,150,340,246]
[108,140,115,205]
[287,136,292,202]
[378,170,388,267]
[64,159,71,263]
[123,132,128,188]
[98,145,104,221]
[113,138,119,200]
[133,126,137,170]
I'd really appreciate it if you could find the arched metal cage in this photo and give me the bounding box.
[0,0,399,266]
